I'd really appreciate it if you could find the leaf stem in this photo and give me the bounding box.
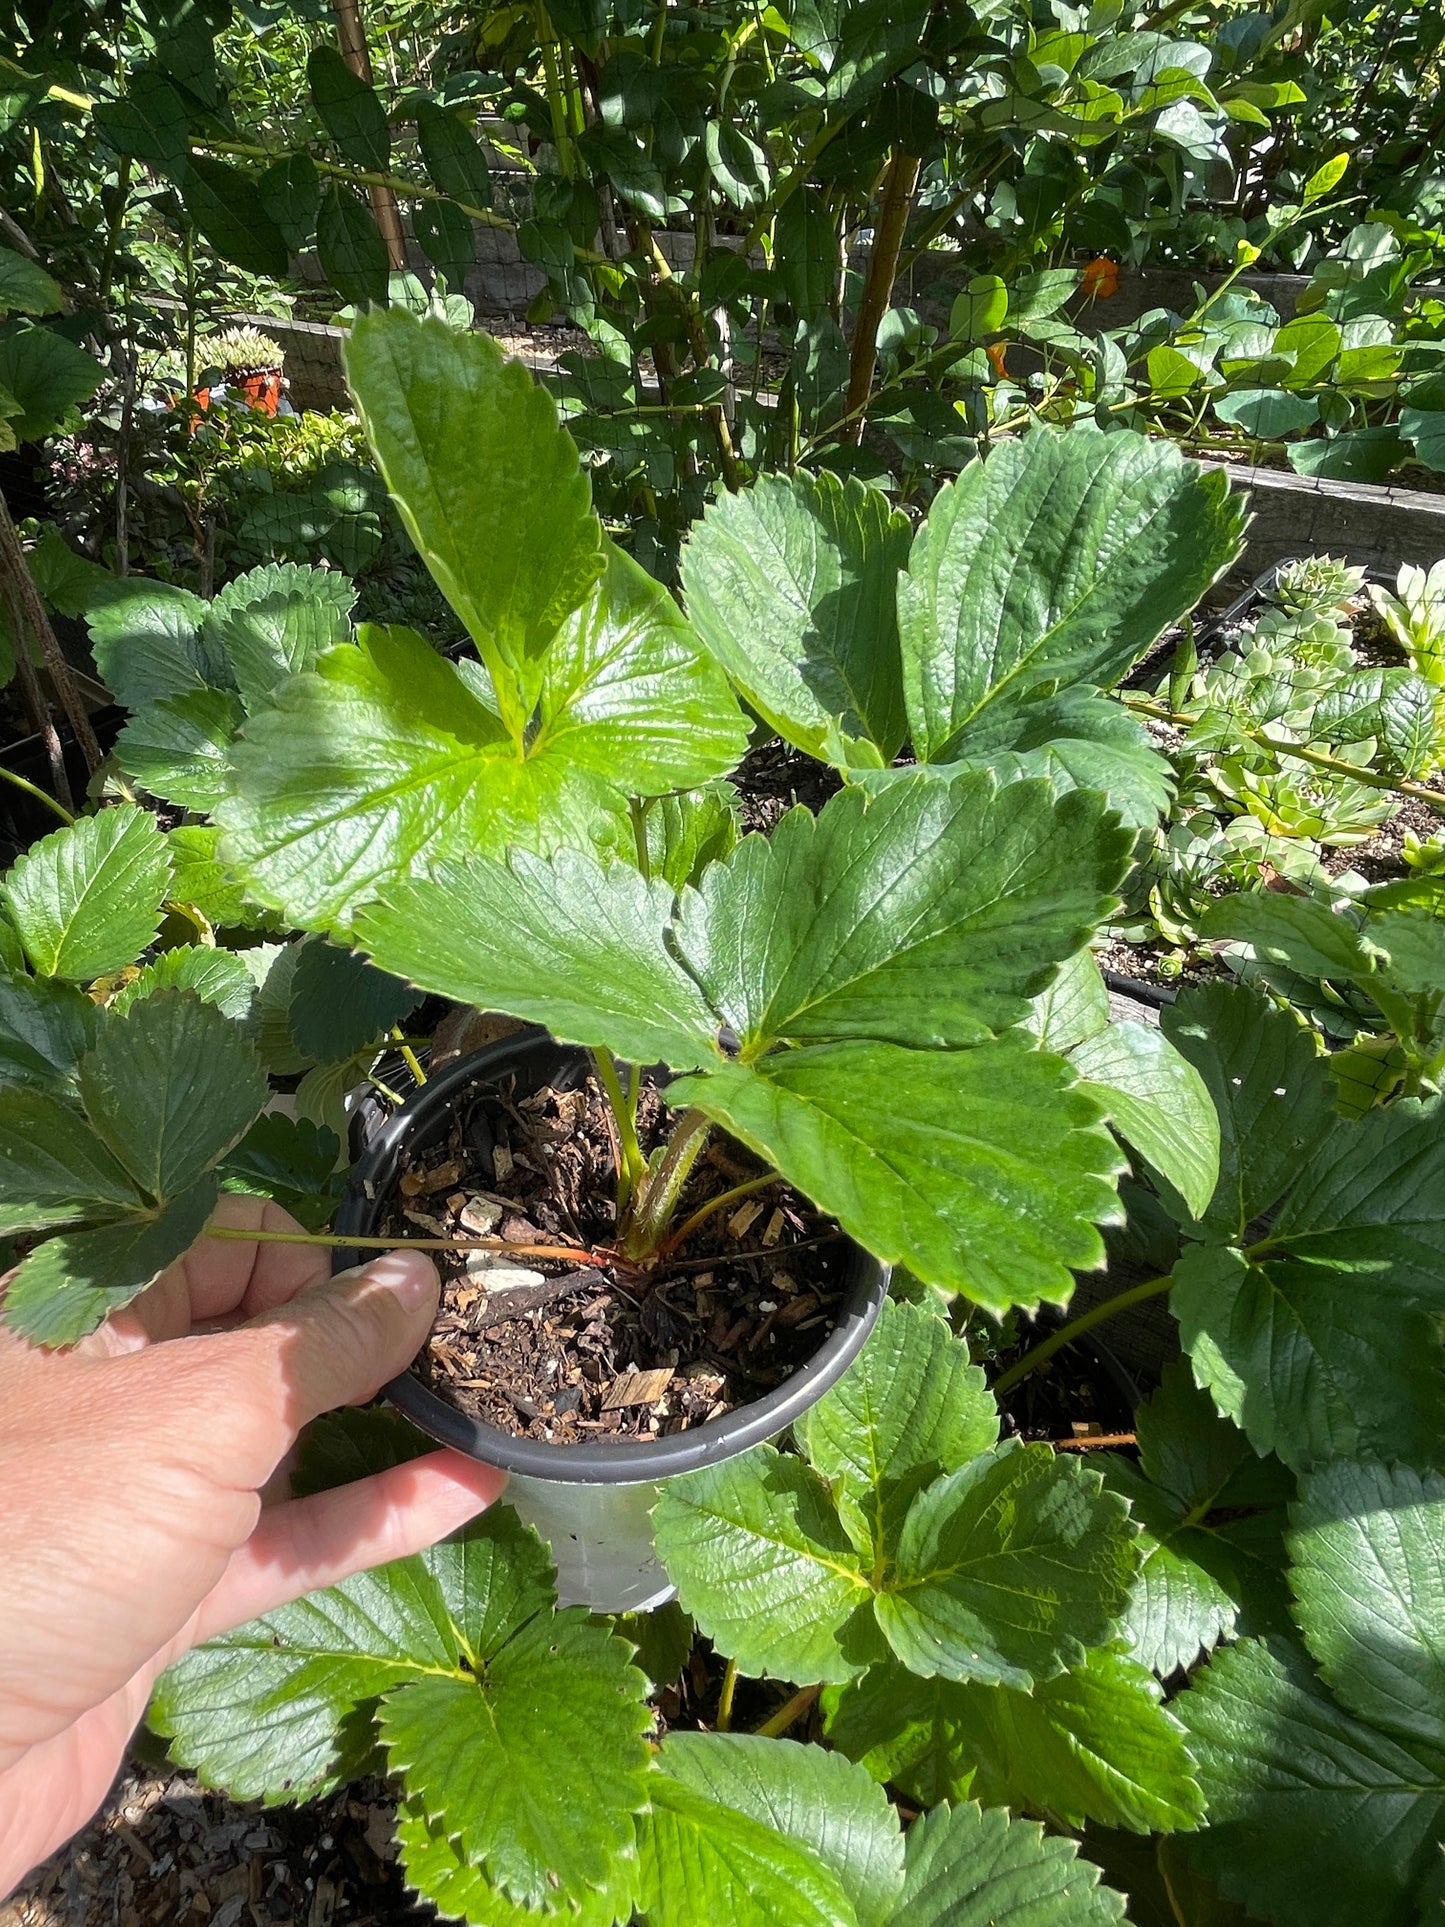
[205,1226,611,1266]
[715,1658,738,1732]
[754,1683,820,1739]
[0,760,75,824]
[592,1048,647,1210]
[1124,693,1445,811]
[990,1273,1175,1397]
[621,1106,712,1261]
[390,1026,428,1088]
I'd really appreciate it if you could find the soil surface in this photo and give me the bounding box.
[389,1068,849,1445]
[731,734,842,835]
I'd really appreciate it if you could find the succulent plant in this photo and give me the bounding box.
[202,327,285,377]
[1272,553,1367,619]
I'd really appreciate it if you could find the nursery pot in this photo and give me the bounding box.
[334,1032,889,1613]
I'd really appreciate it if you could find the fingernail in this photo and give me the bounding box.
[364,1252,437,1313]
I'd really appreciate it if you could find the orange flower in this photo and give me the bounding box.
[986,341,1010,378]
[1082,255,1120,300]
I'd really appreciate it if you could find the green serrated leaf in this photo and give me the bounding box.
[1289,1460,1445,1752]
[3,1175,218,1344]
[826,1647,1204,1833]
[379,1612,651,1909]
[877,1443,1137,1688]
[4,806,173,981]
[85,579,212,709]
[656,1734,902,1927]
[897,1801,1128,1927]
[286,937,422,1064]
[259,150,321,252]
[218,1113,342,1231]
[681,471,911,766]
[1025,949,1111,1053]
[166,826,268,932]
[202,562,356,712]
[111,946,256,1022]
[0,244,62,315]
[1067,1019,1220,1220]
[530,542,747,794]
[643,784,739,892]
[1160,982,1336,1237]
[898,429,1244,763]
[941,689,1176,833]
[77,989,268,1200]
[1371,909,1445,999]
[1173,1241,1445,1473]
[652,1446,877,1685]
[357,848,721,1068]
[94,72,190,178]
[0,326,102,440]
[395,1796,634,1926]
[799,1297,998,1563]
[671,1035,1123,1308]
[344,309,602,730]
[115,688,245,811]
[1177,1637,1445,1927]
[0,1084,142,1232]
[0,971,99,1091]
[637,1772,857,1927]
[219,624,612,931]
[676,773,1131,1052]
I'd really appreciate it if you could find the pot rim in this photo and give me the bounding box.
[334,1029,889,1484]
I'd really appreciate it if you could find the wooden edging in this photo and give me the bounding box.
[1195,457,1445,577]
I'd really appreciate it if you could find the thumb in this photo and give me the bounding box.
[186,1250,441,1487]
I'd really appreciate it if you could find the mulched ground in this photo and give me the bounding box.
[4,1769,425,1927]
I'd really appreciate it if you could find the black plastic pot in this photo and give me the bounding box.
[334,1029,890,1608]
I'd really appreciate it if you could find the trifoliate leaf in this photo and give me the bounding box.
[201,562,355,712]
[85,580,212,709]
[3,1175,218,1345]
[395,1796,636,1927]
[77,989,268,1202]
[895,1801,1128,1927]
[0,1085,143,1231]
[680,469,912,766]
[0,972,99,1092]
[825,1647,1204,1834]
[798,1297,998,1563]
[1289,1460,1445,1752]
[115,688,246,812]
[652,1446,878,1685]
[897,428,1244,763]
[655,1734,903,1927]
[675,774,1132,1051]
[357,849,722,1070]
[378,1612,651,1910]
[111,946,257,1022]
[637,1772,858,1927]
[1067,1018,1220,1221]
[1159,982,1335,1237]
[345,309,603,729]
[285,937,423,1064]
[1177,1637,1445,1927]
[876,1443,1137,1688]
[1174,1241,1445,1473]
[4,806,173,981]
[671,1035,1123,1309]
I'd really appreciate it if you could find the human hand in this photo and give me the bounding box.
[0,1192,505,1892]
